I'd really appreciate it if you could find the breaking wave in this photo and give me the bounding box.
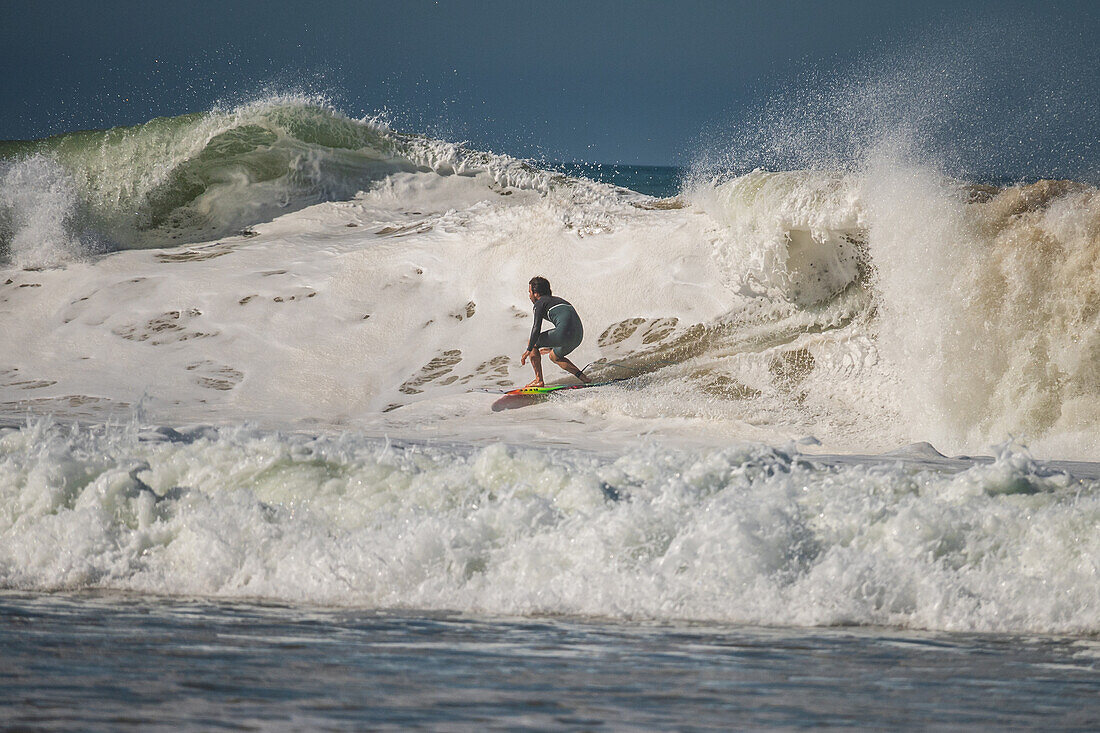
[2,97,1100,460]
[0,96,608,262]
[2,420,1097,634]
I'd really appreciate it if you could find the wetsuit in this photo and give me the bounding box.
[528,295,583,359]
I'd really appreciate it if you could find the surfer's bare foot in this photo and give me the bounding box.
[525,379,544,387]
[578,373,591,384]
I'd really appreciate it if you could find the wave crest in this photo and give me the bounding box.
[0,96,592,261]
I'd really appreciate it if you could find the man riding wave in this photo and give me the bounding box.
[520,276,590,387]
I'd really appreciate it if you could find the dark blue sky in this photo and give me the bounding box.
[2,1,1098,171]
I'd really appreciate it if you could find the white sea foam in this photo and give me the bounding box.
[1,420,1096,634]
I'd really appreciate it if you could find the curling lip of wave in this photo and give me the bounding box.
[0,97,617,255]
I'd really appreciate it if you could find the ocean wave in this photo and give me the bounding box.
[1,420,1097,634]
[3,100,1100,458]
[683,165,1100,454]
[0,96,616,262]
[684,169,868,306]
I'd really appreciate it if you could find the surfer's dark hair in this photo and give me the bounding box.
[529,276,551,296]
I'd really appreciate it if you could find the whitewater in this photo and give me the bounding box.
[2,98,1099,638]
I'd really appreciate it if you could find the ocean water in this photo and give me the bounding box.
[4,592,1099,730]
[3,97,1100,727]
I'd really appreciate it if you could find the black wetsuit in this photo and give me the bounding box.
[528,295,584,358]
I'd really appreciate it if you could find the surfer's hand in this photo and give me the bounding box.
[521,349,529,365]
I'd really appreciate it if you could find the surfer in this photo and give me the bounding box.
[521,276,590,387]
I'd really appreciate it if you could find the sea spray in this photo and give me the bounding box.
[0,155,95,268]
[684,169,867,305]
[684,162,1100,457]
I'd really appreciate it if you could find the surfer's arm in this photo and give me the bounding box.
[525,300,547,353]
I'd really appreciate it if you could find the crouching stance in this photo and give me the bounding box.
[520,276,590,387]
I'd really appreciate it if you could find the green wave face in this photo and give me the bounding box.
[0,99,418,252]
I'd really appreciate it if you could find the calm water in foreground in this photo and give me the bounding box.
[2,591,1099,730]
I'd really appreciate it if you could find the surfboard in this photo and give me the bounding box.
[487,378,628,396]
[482,378,629,411]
